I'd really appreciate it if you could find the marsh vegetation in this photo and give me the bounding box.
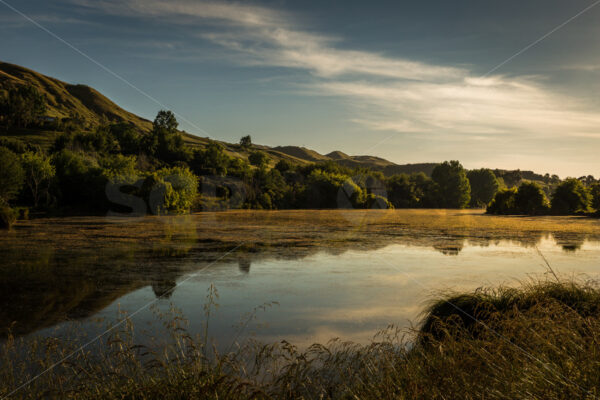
[3,278,600,399]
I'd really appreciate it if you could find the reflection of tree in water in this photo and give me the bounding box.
[238,259,251,274]
[432,238,464,256]
[151,279,177,299]
[553,232,586,253]
[509,232,545,249]
[430,232,551,255]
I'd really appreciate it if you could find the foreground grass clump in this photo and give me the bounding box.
[4,279,600,399]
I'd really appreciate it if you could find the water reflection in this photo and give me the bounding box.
[1,212,600,339]
[553,232,587,253]
[238,259,251,274]
[432,238,464,256]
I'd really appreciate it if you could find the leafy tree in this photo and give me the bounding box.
[515,182,549,215]
[141,173,175,215]
[411,172,440,208]
[0,147,25,205]
[467,169,500,207]
[20,151,55,207]
[153,110,178,133]
[551,178,591,214]
[247,167,289,209]
[109,123,142,155]
[146,111,190,163]
[52,149,106,209]
[302,169,364,209]
[99,154,138,179]
[61,112,86,133]
[579,175,596,187]
[239,135,252,148]
[486,188,517,214]
[0,137,30,154]
[500,170,523,187]
[386,173,440,208]
[227,157,252,179]
[79,130,119,154]
[248,151,269,167]
[142,167,198,214]
[158,167,198,212]
[0,85,47,128]
[590,183,600,211]
[386,174,418,208]
[275,159,293,173]
[190,141,230,176]
[431,161,471,208]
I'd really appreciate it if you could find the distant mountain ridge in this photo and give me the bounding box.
[0,61,555,180]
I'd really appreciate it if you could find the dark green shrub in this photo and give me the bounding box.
[551,178,591,214]
[0,147,25,205]
[13,206,29,220]
[20,151,55,208]
[364,193,393,209]
[0,85,46,128]
[487,188,517,214]
[248,150,269,167]
[140,167,198,214]
[303,169,362,209]
[386,174,417,208]
[51,149,106,211]
[190,141,230,177]
[0,206,16,229]
[515,182,549,215]
[0,137,29,154]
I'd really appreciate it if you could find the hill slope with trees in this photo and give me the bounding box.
[2,61,598,228]
[0,61,564,183]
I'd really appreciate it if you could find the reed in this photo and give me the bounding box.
[3,278,600,399]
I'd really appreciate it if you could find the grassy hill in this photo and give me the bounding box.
[0,61,152,131]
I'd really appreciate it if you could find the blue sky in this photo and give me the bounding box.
[2,0,600,176]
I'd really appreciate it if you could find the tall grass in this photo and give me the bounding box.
[3,279,600,399]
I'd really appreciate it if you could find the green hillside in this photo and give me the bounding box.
[0,62,152,131]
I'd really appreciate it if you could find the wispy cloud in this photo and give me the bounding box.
[0,13,92,28]
[72,0,600,140]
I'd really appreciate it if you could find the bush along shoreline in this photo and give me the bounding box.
[3,278,600,399]
[487,178,600,216]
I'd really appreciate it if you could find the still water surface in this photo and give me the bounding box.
[2,210,600,348]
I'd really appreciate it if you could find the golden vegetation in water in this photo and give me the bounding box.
[4,209,600,247]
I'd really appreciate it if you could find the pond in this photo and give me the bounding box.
[2,209,600,348]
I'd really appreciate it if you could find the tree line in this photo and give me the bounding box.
[487,179,600,216]
[1,87,599,228]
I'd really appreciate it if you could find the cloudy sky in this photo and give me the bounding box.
[2,0,600,176]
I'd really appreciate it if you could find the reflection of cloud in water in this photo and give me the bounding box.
[258,326,380,348]
[296,304,421,324]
